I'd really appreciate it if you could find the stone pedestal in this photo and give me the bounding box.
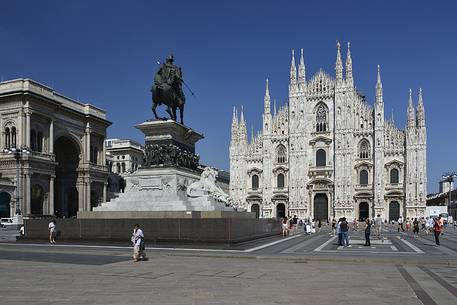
[93,167,232,212]
[92,119,234,214]
[137,120,203,170]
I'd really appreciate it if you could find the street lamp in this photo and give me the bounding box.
[442,172,457,208]
[3,146,31,224]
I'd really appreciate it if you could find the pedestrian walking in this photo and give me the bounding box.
[340,217,350,247]
[131,224,146,262]
[48,220,56,244]
[282,216,289,237]
[336,218,342,245]
[413,218,420,237]
[405,218,411,232]
[398,216,404,232]
[291,215,298,235]
[331,218,336,236]
[364,219,371,246]
[352,218,358,231]
[317,219,322,232]
[433,216,443,246]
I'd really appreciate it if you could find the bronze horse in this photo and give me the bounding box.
[151,83,185,124]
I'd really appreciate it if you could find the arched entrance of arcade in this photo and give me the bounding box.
[54,136,80,218]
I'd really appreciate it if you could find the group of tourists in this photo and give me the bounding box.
[396,215,445,245]
[281,216,323,237]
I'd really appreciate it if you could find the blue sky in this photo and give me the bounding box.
[1,1,456,193]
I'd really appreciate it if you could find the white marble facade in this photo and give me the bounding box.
[229,43,427,221]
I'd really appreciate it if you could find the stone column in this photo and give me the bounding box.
[25,110,31,148]
[102,138,106,167]
[49,176,54,215]
[85,123,91,162]
[86,181,91,211]
[49,119,54,154]
[24,173,31,215]
[103,182,107,203]
[77,180,85,212]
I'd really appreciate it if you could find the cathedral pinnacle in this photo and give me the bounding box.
[264,78,271,114]
[407,88,416,129]
[335,41,343,81]
[376,65,383,104]
[417,88,425,127]
[298,48,306,85]
[345,42,353,84]
[240,105,245,125]
[232,106,237,126]
[290,49,297,84]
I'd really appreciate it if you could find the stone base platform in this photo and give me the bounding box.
[23,217,282,244]
[78,210,254,219]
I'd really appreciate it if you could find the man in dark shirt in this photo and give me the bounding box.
[340,217,350,247]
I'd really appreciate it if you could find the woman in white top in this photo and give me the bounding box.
[131,224,146,262]
[48,220,56,244]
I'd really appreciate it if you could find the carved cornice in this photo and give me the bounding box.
[309,134,332,145]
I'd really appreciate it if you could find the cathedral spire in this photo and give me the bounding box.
[290,49,297,84]
[335,41,343,82]
[232,106,238,126]
[376,65,383,104]
[407,88,416,129]
[345,42,353,85]
[250,125,254,143]
[298,48,306,86]
[273,99,277,116]
[417,88,425,127]
[240,105,245,125]
[264,78,271,114]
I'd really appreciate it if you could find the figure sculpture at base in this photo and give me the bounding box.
[187,167,231,205]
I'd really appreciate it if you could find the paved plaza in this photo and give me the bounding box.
[1,225,457,304]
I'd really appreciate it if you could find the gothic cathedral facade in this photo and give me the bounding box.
[229,43,427,221]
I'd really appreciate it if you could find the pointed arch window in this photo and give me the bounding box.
[252,174,259,190]
[316,149,326,167]
[277,173,285,188]
[390,168,399,184]
[359,139,371,159]
[11,127,16,148]
[276,145,287,163]
[316,103,328,132]
[359,169,369,186]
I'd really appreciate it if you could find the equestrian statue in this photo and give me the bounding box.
[151,54,186,124]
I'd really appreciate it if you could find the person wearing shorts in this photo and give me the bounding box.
[48,220,56,244]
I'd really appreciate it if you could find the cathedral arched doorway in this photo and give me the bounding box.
[251,203,260,218]
[359,202,369,221]
[54,136,80,218]
[389,201,400,221]
[31,184,44,215]
[0,192,11,218]
[314,193,328,221]
[90,190,99,210]
[276,203,286,218]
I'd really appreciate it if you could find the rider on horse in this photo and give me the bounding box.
[151,54,186,124]
[153,55,185,103]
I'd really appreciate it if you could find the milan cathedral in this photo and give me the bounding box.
[229,42,427,221]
